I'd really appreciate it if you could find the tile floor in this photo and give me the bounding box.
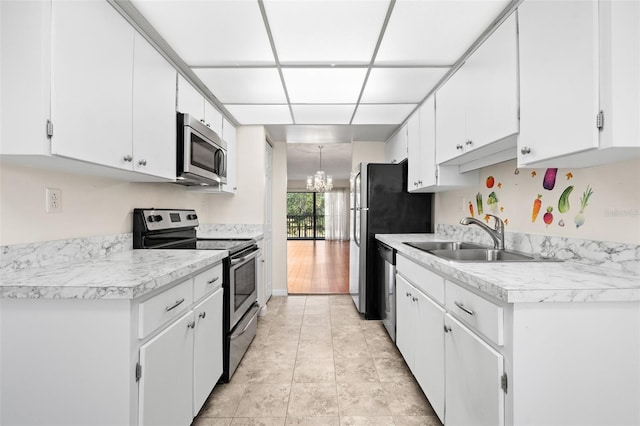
[192,295,443,426]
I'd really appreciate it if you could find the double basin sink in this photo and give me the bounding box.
[404,241,558,263]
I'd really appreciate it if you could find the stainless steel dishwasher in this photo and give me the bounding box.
[377,241,396,342]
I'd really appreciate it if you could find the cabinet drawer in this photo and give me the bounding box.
[193,263,223,301]
[138,279,193,338]
[445,281,503,346]
[397,255,445,304]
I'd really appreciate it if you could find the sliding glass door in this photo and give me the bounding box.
[287,192,325,240]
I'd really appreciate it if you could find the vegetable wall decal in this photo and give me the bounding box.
[531,194,542,222]
[558,185,574,213]
[487,191,498,211]
[476,193,484,215]
[543,168,558,190]
[566,172,573,180]
[486,176,495,188]
[543,206,554,226]
[468,202,475,217]
[574,186,594,228]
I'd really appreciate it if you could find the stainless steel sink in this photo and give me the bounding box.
[427,248,558,262]
[404,241,487,251]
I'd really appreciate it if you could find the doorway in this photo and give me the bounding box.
[286,192,325,240]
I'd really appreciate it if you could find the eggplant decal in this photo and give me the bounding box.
[543,168,558,190]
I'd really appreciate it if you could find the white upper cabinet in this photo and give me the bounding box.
[132,32,177,179]
[177,75,205,120]
[436,13,519,169]
[406,111,422,190]
[50,0,135,169]
[518,0,640,167]
[221,118,237,194]
[204,101,223,137]
[408,96,478,193]
[385,124,408,164]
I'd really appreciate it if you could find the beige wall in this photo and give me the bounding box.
[271,142,288,295]
[351,141,386,171]
[435,158,640,244]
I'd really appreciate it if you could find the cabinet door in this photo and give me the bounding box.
[395,274,414,367]
[51,0,134,169]
[256,252,266,308]
[221,118,237,193]
[518,0,599,164]
[465,13,518,151]
[413,290,445,422]
[435,67,468,164]
[132,33,176,179]
[139,311,194,426]
[193,288,223,416]
[406,112,421,191]
[204,101,223,137]
[386,125,408,164]
[417,97,437,189]
[445,314,504,426]
[177,75,204,120]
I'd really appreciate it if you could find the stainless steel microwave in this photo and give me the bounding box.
[176,112,227,186]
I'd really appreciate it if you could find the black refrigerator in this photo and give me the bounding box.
[349,161,433,319]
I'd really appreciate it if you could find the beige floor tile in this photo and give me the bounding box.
[285,416,340,425]
[293,357,336,383]
[365,335,401,359]
[300,325,333,342]
[304,304,331,315]
[336,383,391,417]
[392,416,442,426]
[287,383,339,417]
[334,358,379,383]
[268,325,302,339]
[305,296,331,306]
[331,325,364,340]
[192,417,233,426]
[382,382,435,417]
[234,384,291,418]
[329,295,354,306]
[231,357,294,384]
[297,338,334,359]
[198,384,247,418]
[230,418,286,426]
[302,313,332,327]
[243,339,298,361]
[333,336,371,359]
[372,358,413,383]
[339,416,395,425]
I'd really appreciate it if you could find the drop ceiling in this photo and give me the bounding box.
[128,0,512,144]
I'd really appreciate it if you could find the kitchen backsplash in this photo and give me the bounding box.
[435,158,640,245]
[198,224,264,239]
[437,224,640,274]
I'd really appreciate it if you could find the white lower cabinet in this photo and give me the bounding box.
[444,314,504,426]
[138,311,194,426]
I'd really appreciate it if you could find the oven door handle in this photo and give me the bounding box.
[230,306,259,341]
[230,249,259,266]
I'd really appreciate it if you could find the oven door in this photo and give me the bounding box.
[229,247,259,328]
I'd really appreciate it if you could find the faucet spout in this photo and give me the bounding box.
[459,214,505,250]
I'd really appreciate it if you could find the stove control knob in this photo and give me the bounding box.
[148,215,163,223]
[187,214,198,220]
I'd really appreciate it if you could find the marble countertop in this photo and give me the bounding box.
[0,249,228,300]
[377,234,640,303]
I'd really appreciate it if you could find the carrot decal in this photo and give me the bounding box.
[469,202,475,217]
[531,194,542,223]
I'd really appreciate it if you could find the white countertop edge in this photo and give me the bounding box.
[376,233,640,303]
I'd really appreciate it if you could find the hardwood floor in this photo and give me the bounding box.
[287,240,350,294]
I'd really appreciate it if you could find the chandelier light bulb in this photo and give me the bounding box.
[306,146,333,192]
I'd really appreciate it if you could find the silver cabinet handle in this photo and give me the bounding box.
[444,325,452,333]
[456,144,463,150]
[198,311,206,319]
[200,118,205,123]
[187,320,195,329]
[454,301,475,316]
[206,123,211,128]
[412,297,418,302]
[165,298,185,312]
[521,146,531,155]
[138,159,147,166]
[406,292,411,298]
[207,276,220,285]
[123,155,133,162]
[418,180,422,185]
[465,139,473,146]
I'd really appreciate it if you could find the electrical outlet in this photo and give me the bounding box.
[46,188,62,213]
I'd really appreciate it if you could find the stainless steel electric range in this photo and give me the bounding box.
[133,208,259,382]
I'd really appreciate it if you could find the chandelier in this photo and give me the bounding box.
[306,146,333,192]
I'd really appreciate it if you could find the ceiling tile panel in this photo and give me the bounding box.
[283,68,368,103]
[132,0,274,66]
[194,68,286,104]
[291,105,356,125]
[225,105,292,125]
[352,104,417,125]
[264,0,390,65]
[361,67,450,103]
[376,0,510,65]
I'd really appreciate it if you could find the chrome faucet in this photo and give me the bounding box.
[460,214,505,250]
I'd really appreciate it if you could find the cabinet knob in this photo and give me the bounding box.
[187,321,196,329]
[412,297,418,302]
[138,159,147,166]
[521,146,531,155]
[198,312,206,319]
[200,118,205,123]
[418,180,422,185]
[406,292,411,298]
[456,144,463,150]
[465,139,473,146]
[444,325,452,333]
[123,155,133,162]
[206,123,211,128]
